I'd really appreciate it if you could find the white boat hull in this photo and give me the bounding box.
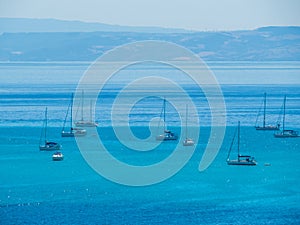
[274,130,299,138]
[61,129,87,137]
[183,138,194,146]
[227,159,257,166]
[52,152,64,161]
[255,126,279,131]
[75,121,98,127]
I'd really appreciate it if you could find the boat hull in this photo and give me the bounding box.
[274,134,299,138]
[61,129,87,137]
[274,130,299,138]
[52,156,64,161]
[52,152,64,161]
[39,142,61,151]
[156,130,178,141]
[255,126,279,131]
[227,160,257,166]
[75,121,98,127]
[183,139,194,146]
[61,132,74,137]
[156,134,178,141]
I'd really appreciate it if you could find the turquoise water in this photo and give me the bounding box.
[0,62,300,224]
[0,126,299,224]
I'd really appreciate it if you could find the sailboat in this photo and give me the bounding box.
[61,94,87,137]
[255,92,279,130]
[39,107,61,151]
[75,90,98,127]
[227,121,257,166]
[156,98,178,141]
[274,95,299,138]
[183,104,194,146]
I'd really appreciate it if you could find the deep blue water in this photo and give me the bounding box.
[0,62,300,224]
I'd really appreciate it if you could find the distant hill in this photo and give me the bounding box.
[0,18,299,61]
[0,18,191,33]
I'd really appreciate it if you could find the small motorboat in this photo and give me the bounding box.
[52,151,64,161]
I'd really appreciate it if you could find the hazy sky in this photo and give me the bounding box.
[1,0,300,30]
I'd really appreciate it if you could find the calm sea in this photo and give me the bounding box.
[0,61,299,224]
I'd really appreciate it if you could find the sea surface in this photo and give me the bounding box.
[0,61,300,224]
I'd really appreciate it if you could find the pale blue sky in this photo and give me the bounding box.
[0,0,300,30]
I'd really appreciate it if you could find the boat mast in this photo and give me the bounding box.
[237,121,240,159]
[163,98,166,131]
[62,100,70,132]
[81,90,84,122]
[263,92,266,128]
[70,93,74,132]
[45,107,48,142]
[90,99,92,122]
[227,126,237,160]
[185,104,188,139]
[282,95,286,131]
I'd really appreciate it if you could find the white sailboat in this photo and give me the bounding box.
[75,90,98,127]
[39,107,61,151]
[61,94,87,137]
[183,105,194,146]
[255,92,279,130]
[227,121,257,166]
[156,98,178,141]
[274,95,299,138]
